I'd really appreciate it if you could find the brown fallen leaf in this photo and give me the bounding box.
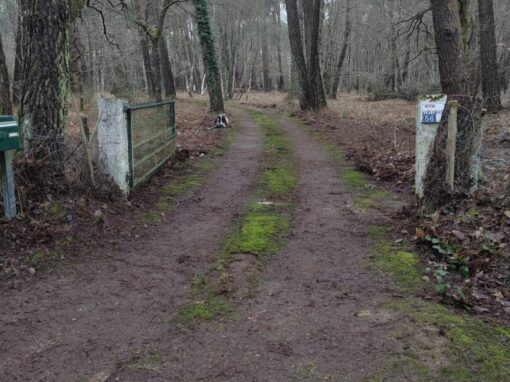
[416,228,426,240]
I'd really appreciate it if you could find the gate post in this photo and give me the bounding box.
[97,97,130,194]
[0,151,16,219]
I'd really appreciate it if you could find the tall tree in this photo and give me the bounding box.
[192,0,224,112]
[274,0,285,91]
[136,19,157,97]
[330,0,351,99]
[424,0,483,204]
[285,0,325,111]
[0,32,13,115]
[159,35,177,98]
[303,0,327,107]
[19,0,72,178]
[478,0,501,112]
[13,0,27,106]
[261,1,271,92]
[126,0,181,101]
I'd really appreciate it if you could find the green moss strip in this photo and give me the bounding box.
[216,111,295,269]
[219,110,295,260]
[176,110,296,325]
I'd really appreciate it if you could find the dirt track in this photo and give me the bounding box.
[1,109,406,381]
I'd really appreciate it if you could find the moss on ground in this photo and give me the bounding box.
[46,202,66,221]
[29,250,65,271]
[371,240,424,290]
[177,297,231,324]
[342,168,368,189]
[354,190,390,210]
[224,213,290,258]
[383,298,510,381]
[368,227,510,381]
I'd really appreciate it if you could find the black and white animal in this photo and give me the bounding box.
[210,113,229,129]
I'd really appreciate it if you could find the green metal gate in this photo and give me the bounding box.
[125,100,176,189]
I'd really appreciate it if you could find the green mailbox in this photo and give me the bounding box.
[0,115,20,220]
[0,120,22,152]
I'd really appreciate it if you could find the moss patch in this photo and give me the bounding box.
[342,169,368,189]
[369,235,424,290]
[354,190,390,210]
[177,297,231,324]
[46,202,66,221]
[29,250,65,271]
[265,167,296,197]
[385,298,510,381]
[225,213,290,257]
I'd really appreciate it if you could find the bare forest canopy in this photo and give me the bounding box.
[0,0,508,105]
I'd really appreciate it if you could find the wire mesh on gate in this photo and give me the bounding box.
[125,100,176,188]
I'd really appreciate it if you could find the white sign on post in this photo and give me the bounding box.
[415,95,448,199]
[420,97,447,125]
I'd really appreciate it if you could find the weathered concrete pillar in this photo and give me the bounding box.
[97,97,130,194]
[415,95,447,199]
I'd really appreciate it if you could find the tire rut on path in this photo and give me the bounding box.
[108,110,407,382]
[0,110,264,382]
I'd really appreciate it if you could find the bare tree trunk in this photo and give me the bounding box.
[19,0,71,179]
[304,0,326,108]
[261,6,271,92]
[151,38,163,101]
[401,35,412,84]
[285,0,324,111]
[478,0,502,112]
[139,32,156,97]
[0,32,12,115]
[159,35,177,98]
[330,0,351,99]
[274,0,285,91]
[13,0,27,106]
[70,23,84,96]
[285,0,313,110]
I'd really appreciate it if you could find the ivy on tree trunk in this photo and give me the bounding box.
[192,0,225,112]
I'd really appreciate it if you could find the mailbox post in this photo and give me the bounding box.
[0,115,22,220]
